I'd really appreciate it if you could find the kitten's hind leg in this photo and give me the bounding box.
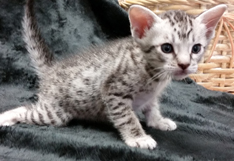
[24,103,72,126]
[0,104,72,127]
[0,106,27,126]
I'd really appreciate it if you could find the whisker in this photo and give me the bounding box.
[183,78,188,84]
[146,70,166,85]
[151,67,165,71]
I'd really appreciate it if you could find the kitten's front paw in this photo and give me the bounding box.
[125,135,157,149]
[148,118,177,131]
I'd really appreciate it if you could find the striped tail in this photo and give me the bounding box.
[22,0,54,76]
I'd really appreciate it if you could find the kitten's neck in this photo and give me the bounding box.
[144,62,171,82]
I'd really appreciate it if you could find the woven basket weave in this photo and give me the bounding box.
[119,0,234,94]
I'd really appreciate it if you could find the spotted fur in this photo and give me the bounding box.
[0,0,226,149]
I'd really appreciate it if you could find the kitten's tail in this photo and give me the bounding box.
[22,0,54,76]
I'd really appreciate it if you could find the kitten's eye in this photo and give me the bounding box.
[161,43,173,53]
[192,44,201,54]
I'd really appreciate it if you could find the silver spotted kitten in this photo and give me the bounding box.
[0,0,226,149]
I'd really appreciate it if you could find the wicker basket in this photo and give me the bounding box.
[119,0,234,94]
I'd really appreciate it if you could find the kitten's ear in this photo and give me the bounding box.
[196,4,227,39]
[128,5,162,39]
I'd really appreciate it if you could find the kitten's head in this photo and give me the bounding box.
[128,5,226,80]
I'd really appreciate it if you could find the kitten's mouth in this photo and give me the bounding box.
[175,70,187,75]
[173,70,189,80]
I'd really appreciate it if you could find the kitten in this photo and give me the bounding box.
[0,0,226,149]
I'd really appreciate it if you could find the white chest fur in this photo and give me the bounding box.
[132,80,170,111]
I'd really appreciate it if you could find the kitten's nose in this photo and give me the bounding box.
[178,63,190,70]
